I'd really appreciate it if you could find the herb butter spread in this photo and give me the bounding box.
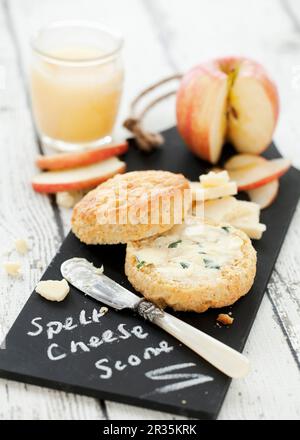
[134,223,243,284]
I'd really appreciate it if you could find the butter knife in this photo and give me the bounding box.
[61,257,249,378]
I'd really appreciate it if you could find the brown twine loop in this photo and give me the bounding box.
[123,74,183,152]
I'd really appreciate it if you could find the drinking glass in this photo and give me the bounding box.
[30,21,124,152]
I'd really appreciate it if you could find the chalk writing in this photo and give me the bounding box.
[145,363,213,393]
[26,309,213,395]
[95,340,174,379]
[27,307,109,340]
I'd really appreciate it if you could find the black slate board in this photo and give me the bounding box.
[0,127,300,420]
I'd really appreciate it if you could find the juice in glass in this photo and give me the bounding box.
[30,21,124,151]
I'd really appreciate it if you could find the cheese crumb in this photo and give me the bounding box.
[15,239,29,255]
[56,191,84,208]
[95,265,104,275]
[100,306,109,315]
[35,279,70,302]
[217,313,234,325]
[3,261,21,277]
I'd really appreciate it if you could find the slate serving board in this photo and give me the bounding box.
[1,127,300,420]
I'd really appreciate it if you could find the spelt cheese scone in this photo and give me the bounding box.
[72,170,190,244]
[125,218,256,312]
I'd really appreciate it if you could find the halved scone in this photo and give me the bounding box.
[72,170,191,244]
[125,217,256,312]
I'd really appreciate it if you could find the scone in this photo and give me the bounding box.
[125,217,256,312]
[72,170,191,244]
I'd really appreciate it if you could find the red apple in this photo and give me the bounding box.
[227,158,290,191]
[32,157,126,193]
[176,57,279,163]
[36,141,128,171]
[247,179,279,209]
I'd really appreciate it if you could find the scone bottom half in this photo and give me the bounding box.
[125,219,257,313]
[71,170,191,245]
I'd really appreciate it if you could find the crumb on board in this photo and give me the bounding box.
[181,400,187,405]
[217,313,234,325]
[3,261,21,277]
[15,238,29,255]
[100,306,109,315]
[56,191,85,209]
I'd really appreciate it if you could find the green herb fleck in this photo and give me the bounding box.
[203,258,221,270]
[180,262,189,269]
[222,226,231,233]
[137,260,146,270]
[168,240,182,248]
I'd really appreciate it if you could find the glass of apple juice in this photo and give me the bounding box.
[30,21,124,152]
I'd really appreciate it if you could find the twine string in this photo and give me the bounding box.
[123,74,183,152]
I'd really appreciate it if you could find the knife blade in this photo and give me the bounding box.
[61,258,142,311]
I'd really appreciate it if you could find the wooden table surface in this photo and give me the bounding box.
[0,0,299,420]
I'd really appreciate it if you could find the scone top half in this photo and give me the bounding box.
[72,170,191,244]
[125,218,257,313]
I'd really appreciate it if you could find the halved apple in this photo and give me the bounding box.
[36,141,128,171]
[227,158,290,191]
[176,57,279,163]
[224,153,266,171]
[32,157,126,193]
[247,179,279,209]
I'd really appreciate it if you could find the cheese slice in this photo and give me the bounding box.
[190,181,237,201]
[230,200,260,223]
[200,170,229,187]
[203,197,238,222]
[204,198,260,223]
[230,221,266,240]
[199,197,266,240]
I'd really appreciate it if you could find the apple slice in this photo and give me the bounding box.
[227,62,279,154]
[36,141,128,171]
[227,158,290,190]
[224,154,266,171]
[32,157,126,193]
[247,179,279,209]
[176,62,228,164]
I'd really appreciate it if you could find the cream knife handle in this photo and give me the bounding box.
[154,312,250,378]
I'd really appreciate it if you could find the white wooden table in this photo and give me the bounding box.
[0,0,299,420]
